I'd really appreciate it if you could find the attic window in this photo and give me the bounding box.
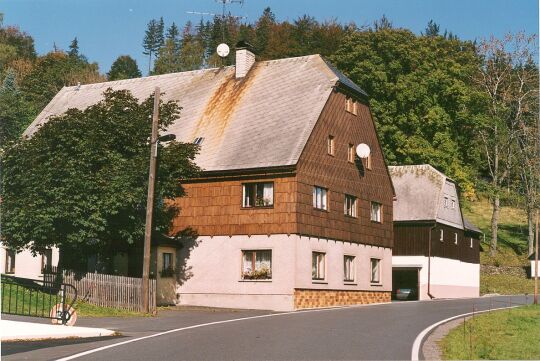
[444,197,448,208]
[193,137,204,145]
[451,199,456,209]
[348,144,355,163]
[346,98,358,115]
[327,136,335,156]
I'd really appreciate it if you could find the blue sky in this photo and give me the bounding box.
[2,0,538,75]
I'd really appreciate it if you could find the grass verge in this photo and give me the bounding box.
[480,274,536,296]
[440,305,540,360]
[1,276,147,318]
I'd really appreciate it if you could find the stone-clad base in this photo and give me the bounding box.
[294,288,391,309]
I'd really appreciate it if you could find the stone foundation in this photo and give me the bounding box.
[294,288,391,309]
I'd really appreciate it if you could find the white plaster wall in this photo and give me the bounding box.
[175,234,297,311]
[175,234,392,311]
[295,236,392,292]
[531,260,539,278]
[0,245,59,279]
[393,256,479,300]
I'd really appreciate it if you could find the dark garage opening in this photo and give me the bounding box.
[392,268,419,301]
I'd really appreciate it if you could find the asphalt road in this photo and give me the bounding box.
[2,295,530,361]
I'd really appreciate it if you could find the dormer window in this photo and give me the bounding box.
[193,137,204,145]
[327,135,335,156]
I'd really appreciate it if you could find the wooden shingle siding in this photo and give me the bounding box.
[394,222,480,264]
[171,176,298,236]
[295,91,394,248]
[171,91,394,249]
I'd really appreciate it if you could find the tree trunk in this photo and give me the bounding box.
[528,202,535,256]
[490,195,500,256]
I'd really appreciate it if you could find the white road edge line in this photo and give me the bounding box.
[55,302,388,361]
[410,305,518,361]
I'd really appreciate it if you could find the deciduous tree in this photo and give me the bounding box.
[1,89,200,269]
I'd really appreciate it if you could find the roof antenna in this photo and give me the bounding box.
[187,0,247,64]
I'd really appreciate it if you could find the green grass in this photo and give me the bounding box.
[1,276,147,318]
[462,198,530,267]
[440,305,540,360]
[462,198,533,295]
[480,274,536,295]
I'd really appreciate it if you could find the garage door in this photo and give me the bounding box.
[392,268,419,301]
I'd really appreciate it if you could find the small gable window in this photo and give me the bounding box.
[327,135,335,156]
[346,98,358,115]
[451,199,456,209]
[348,144,355,163]
[243,183,274,208]
[370,202,382,223]
[444,197,448,208]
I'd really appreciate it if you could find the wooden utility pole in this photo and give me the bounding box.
[142,87,160,313]
[534,209,538,305]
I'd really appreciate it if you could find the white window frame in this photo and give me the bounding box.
[242,182,274,208]
[344,255,355,282]
[344,194,357,217]
[370,258,381,284]
[327,135,335,156]
[5,249,15,274]
[241,250,272,280]
[454,233,458,245]
[348,144,355,163]
[40,249,52,274]
[451,199,456,209]
[370,201,382,223]
[312,252,326,281]
[440,229,444,242]
[470,237,474,248]
[313,186,328,210]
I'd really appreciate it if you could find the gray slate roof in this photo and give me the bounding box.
[463,218,482,234]
[389,165,447,222]
[24,55,363,173]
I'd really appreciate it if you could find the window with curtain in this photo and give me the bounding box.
[370,258,380,283]
[162,252,172,271]
[242,182,274,207]
[242,250,272,280]
[41,249,52,273]
[370,202,382,222]
[344,195,357,217]
[5,249,15,274]
[344,255,355,282]
[313,186,328,210]
[312,252,326,280]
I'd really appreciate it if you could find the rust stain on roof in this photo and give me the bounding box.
[190,64,262,142]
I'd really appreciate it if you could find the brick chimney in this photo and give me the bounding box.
[235,41,255,79]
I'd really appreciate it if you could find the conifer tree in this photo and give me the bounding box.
[68,37,79,58]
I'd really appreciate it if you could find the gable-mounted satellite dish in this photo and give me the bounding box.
[356,143,371,158]
[217,43,230,58]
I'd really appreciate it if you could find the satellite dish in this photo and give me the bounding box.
[217,43,230,58]
[356,143,371,158]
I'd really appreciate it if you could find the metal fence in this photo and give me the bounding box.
[61,271,156,313]
[1,274,77,325]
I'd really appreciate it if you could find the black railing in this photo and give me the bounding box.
[1,274,77,325]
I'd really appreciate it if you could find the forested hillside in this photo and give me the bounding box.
[0,10,538,266]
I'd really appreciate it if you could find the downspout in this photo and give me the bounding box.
[427,223,437,299]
